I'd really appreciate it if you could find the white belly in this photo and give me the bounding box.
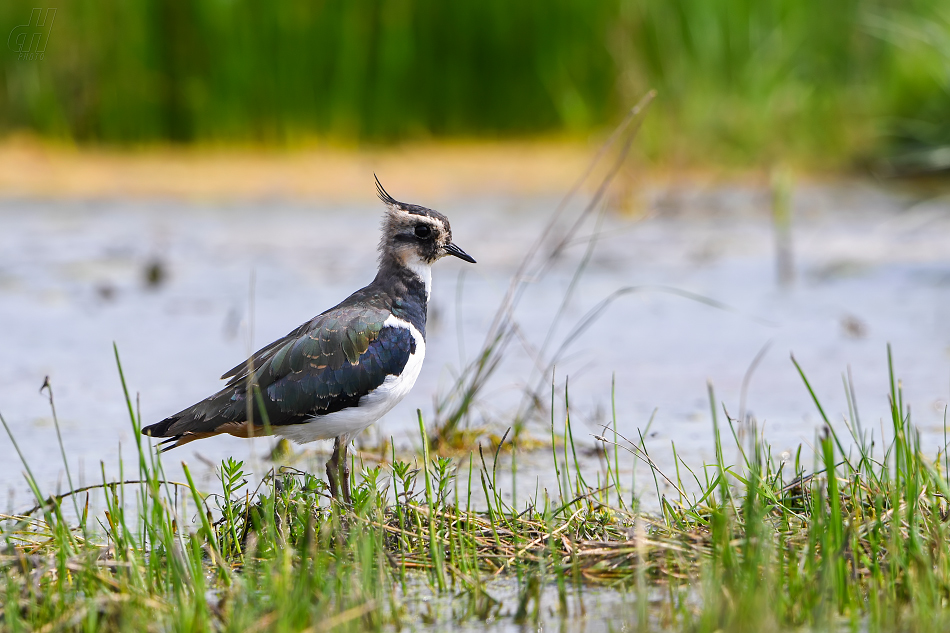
[274,316,426,445]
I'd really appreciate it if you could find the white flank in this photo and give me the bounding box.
[275,314,426,444]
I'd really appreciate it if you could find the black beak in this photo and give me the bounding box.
[444,242,476,263]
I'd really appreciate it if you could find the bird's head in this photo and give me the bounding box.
[375,176,476,269]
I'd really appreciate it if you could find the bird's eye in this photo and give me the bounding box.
[414,224,432,239]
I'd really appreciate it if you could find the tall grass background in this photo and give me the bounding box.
[1,0,949,167]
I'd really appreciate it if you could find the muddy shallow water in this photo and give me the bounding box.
[2,181,950,511]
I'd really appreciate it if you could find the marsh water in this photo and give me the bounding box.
[3,181,950,512]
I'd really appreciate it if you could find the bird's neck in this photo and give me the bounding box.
[374,254,431,336]
[404,257,432,299]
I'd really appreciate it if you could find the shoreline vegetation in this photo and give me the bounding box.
[0,135,863,203]
[3,345,950,632]
[0,136,601,202]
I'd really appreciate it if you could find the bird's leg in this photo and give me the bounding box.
[339,440,351,505]
[325,436,352,506]
[326,437,341,501]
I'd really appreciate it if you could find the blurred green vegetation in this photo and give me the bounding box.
[624,0,950,169]
[1,0,949,168]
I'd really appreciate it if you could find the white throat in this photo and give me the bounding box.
[406,256,432,299]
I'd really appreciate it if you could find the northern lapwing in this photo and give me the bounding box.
[142,178,476,504]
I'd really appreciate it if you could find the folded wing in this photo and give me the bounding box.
[141,306,415,448]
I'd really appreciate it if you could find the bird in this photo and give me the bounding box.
[142,177,476,504]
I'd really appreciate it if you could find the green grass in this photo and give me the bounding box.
[626,0,950,169]
[4,343,950,631]
[0,0,616,143]
[2,1,950,167]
